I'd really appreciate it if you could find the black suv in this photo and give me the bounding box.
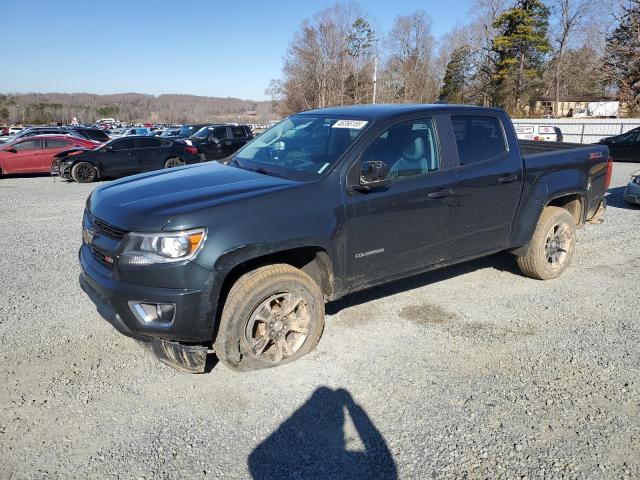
[52,136,201,182]
[189,124,253,160]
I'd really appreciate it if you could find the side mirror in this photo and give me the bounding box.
[355,161,391,192]
[5,147,17,153]
[104,145,114,152]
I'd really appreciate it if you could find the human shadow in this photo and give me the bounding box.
[327,251,520,315]
[248,387,397,480]
[606,186,639,210]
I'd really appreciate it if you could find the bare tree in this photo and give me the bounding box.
[380,11,438,103]
[548,0,598,114]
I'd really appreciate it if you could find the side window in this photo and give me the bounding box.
[111,138,135,151]
[138,138,161,148]
[211,127,229,140]
[45,139,70,149]
[14,140,40,151]
[451,116,508,166]
[361,118,439,180]
[231,126,247,138]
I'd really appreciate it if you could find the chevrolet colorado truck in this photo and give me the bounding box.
[78,105,611,373]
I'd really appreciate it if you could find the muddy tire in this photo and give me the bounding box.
[164,157,185,168]
[215,264,325,372]
[517,206,576,280]
[71,162,97,183]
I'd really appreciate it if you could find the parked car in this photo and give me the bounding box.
[77,104,611,373]
[189,124,253,160]
[160,128,182,137]
[52,136,201,183]
[71,127,111,143]
[0,135,99,176]
[2,126,81,143]
[514,124,563,142]
[164,124,213,140]
[598,128,640,162]
[120,127,151,137]
[623,171,640,205]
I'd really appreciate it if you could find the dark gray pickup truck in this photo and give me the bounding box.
[79,105,611,373]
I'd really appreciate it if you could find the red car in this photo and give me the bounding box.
[0,135,99,175]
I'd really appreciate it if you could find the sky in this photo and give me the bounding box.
[0,0,473,101]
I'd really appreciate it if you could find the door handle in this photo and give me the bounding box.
[427,188,454,199]
[225,141,232,146]
[498,174,518,184]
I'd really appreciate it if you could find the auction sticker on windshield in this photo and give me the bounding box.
[332,120,368,129]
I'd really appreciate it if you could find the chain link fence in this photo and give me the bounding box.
[511,118,640,144]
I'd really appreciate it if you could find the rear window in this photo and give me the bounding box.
[451,116,508,166]
[84,130,109,141]
[45,139,70,149]
[231,126,248,138]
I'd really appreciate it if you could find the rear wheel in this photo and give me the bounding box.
[215,264,325,372]
[517,206,576,280]
[71,162,97,183]
[164,157,185,168]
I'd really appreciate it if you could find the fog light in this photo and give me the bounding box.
[128,302,175,326]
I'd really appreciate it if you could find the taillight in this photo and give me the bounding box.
[533,136,540,141]
[184,145,198,155]
[604,156,613,190]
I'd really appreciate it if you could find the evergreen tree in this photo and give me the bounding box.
[491,0,550,114]
[439,46,472,103]
[604,1,640,114]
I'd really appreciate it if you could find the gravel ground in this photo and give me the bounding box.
[1,164,639,480]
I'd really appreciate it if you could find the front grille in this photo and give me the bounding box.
[91,245,115,268]
[88,212,128,240]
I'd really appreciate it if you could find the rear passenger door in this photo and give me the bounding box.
[137,137,167,171]
[450,115,523,258]
[42,138,72,171]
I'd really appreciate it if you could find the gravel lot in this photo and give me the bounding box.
[1,163,639,479]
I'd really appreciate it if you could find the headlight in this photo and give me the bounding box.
[633,176,640,185]
[119,228,206,266]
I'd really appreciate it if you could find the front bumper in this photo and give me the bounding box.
[51,161,72,179]
[79,244,217,343]
[623,181,640,205]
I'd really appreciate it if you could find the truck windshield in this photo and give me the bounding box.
[232,115,369,181]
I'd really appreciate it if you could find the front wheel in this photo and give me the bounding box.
[71,162,97,183]
[215,264,325,372]
[517,206,576,280]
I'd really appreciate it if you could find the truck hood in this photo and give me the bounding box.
[88,162,296,231]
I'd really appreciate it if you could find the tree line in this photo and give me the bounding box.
[269,0,640,117]
[0,93,272,126]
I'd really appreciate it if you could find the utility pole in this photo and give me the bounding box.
[372,57,378,104]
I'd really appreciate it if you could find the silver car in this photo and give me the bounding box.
[624,171,640,205]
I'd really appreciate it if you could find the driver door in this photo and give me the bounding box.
[99,137,138,177]
[205,126,233,160]
[4,139,43,173]
[343,117,457,287]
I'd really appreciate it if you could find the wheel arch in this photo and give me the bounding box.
[510,184,586,256]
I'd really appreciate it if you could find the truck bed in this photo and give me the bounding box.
[518,140,588,156]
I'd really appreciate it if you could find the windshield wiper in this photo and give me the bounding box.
[228,158,285,179]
